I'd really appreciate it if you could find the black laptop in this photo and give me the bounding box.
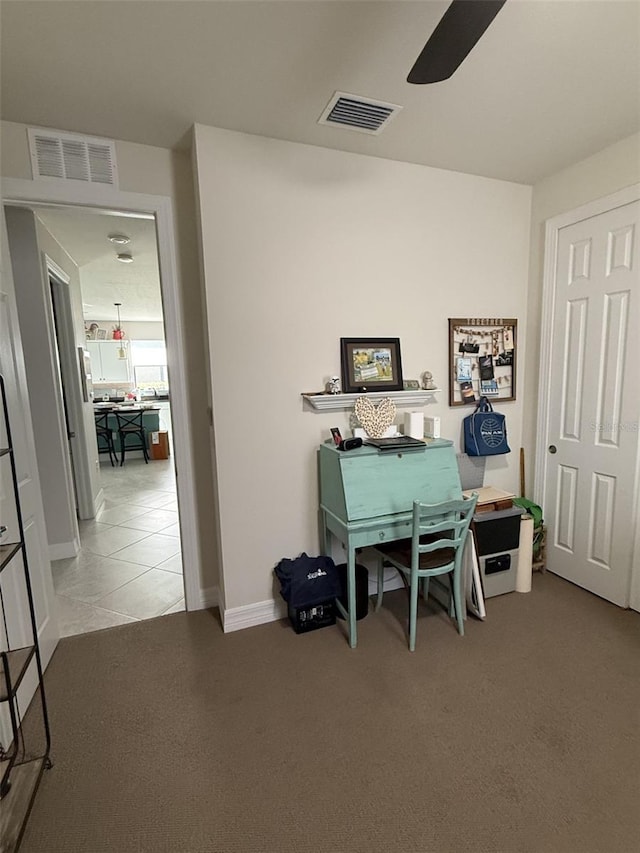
[364,436,427,452]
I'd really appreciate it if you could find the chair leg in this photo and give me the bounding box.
[119,432,126,466]
[375,554,385,611]
[422,577,430,603]
[141,430,149,464]
[108,438,116,467]
[98,433,116,467]
[408,572,419,652]
[452,569,464,637]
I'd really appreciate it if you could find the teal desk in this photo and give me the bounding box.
[318,439,462,648]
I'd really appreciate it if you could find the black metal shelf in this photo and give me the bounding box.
[0,373,52,848]
[0,756,48,851]
[1,753,13,805]
[0,542,22,574]
[0,647,36,702]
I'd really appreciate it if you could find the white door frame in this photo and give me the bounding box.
[535,183,640,608]
[2,177,203,612]
[42,255,82,555]
[46,255,96,522]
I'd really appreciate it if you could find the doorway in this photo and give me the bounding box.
[3,176,205,620]
[6,203,187,635]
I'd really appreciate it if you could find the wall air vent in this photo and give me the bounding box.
[318,92,402,135]
[27,128,118,186]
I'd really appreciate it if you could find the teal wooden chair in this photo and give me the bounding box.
[373,494,478,651]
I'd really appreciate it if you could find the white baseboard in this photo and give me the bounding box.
[222,597,287,633]
[191,585,219,610]
[78,487,104,521]
[49,538,80,561]
[220,575,406,635]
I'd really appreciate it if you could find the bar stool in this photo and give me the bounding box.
[94,411,117,467]
[115,410,149,466]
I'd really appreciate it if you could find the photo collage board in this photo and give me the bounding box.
[448,318,517,407]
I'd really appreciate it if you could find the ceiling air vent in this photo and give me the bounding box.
[318,92,402,135]
[27,128,118,186]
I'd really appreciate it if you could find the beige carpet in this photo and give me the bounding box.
[19,573,640,853]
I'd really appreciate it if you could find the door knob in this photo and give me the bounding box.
[548,445,557,454]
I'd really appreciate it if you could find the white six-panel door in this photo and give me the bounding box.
[539,193,639,606]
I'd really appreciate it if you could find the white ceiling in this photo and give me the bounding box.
[2,1,639,185]
[36,209,163,322]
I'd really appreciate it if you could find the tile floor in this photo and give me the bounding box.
[52,458,184,637]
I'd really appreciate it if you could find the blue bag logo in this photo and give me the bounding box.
[480,417,505,448]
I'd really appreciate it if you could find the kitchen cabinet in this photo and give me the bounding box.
[87,341,131,384]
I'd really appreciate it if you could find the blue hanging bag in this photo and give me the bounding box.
[463,396,511,457]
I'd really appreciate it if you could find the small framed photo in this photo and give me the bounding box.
[456,357,472,382]
[95,328,107,341]
[340,337,404,394]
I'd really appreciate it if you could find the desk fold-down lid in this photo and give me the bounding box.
[319,441,461,522]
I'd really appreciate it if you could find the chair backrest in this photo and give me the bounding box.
[94,411,111,431]
[115,410,144,430]
[411,494,478,566]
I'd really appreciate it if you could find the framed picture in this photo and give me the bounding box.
[340,337,404,394]
[448,318,517,406]
[95,328,107,341]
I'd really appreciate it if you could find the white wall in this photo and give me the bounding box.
[5,207,80,553]
[522,132,640,487]
[193,125,532,612]
[1,119,220,596]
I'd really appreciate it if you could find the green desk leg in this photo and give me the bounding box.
[320,510,358,648]
[319,509,329,558]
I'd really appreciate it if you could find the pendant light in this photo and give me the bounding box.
[114,302,128,360]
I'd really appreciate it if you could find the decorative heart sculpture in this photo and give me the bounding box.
[354,396,396,438]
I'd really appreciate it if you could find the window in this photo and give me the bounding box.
[130,340,167,366]
[130,340,168,391]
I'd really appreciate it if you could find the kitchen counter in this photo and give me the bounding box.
[94,406,161,455]
[93,403,160,412]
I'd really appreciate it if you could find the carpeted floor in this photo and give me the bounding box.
[17,573,640,853]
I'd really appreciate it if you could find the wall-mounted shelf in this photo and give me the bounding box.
[302,389,441,412]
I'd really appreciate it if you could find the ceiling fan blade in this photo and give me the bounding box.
[407,0,506,85]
